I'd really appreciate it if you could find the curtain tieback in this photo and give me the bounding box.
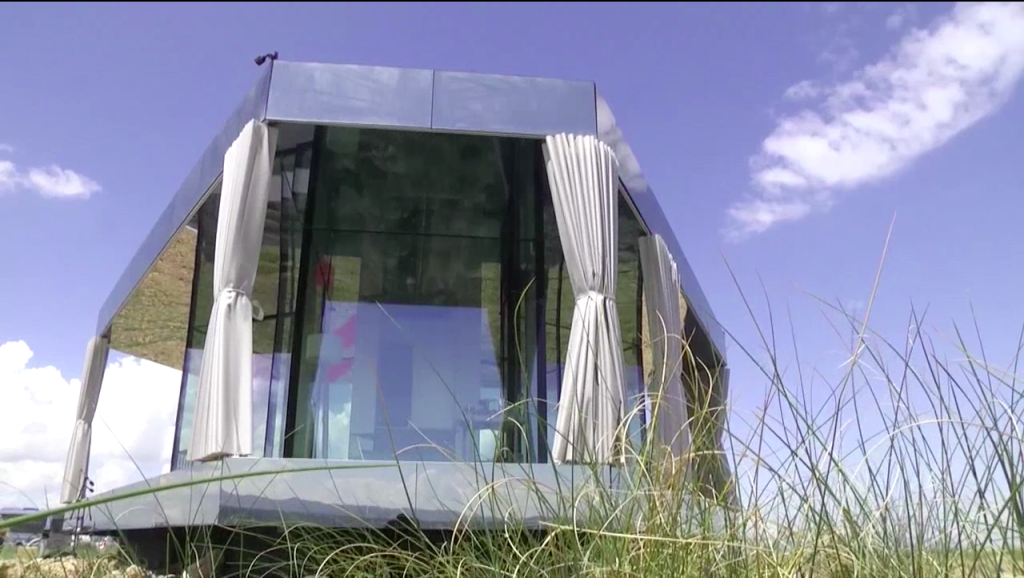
[575,290,614,303]
[217,288,264,320]
[219,287,249,298]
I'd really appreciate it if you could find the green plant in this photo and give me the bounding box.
[5,222,1023,576]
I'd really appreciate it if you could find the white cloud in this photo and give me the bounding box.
[784,80,822,102]
[818,31,860,74]
[726,199,814,236]
[0,147,101,200]
[0,340,180,509]
[25,165,101,199]
[727,2,1024,241]
[808,4,871,76]
[886,4,918,31]
[0,161,17,192]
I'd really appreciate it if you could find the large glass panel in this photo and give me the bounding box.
[542,190,648,461]
[109,219,197,470]
[618,196,648,452]
[172,125,314,467]
[172,124,649,467]
[262,124,314,457]
[289,128,539,462]
[172,189,217,469]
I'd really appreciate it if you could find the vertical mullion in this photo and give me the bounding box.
[498,175,509,461]
[170,206,206,470]
[317,247,330,459]
[265,155,294,458]
[264,160,285,458]
[504,142,522,461]
[283,127,326,459]
[635,255,647,440]
[555,257,564,399]
[534,142,549,464]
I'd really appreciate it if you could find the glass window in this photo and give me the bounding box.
[172,188,217,469]
[172,126,314,468]
[542,190,648,461]
[172,123,649,467]
[260,126,313,457]
[288,128,539,462]
[618,195,648,452]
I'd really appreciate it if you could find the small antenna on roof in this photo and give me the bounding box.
[255,52,279,67]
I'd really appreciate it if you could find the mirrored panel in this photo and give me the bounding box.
[108,225,196,370]
[288,127,540,462]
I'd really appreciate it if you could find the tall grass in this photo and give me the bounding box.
[4,263,1024,576]
[266,308,1022,577]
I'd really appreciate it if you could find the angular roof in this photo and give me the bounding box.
[99,60,725,361]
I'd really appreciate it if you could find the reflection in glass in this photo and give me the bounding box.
[262,125,314,457]
[289,128,539,462]
[172,127,314,468]
[172,189,217,469]
[172,122,650,467]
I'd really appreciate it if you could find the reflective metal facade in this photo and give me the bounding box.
[431,70,596,137]
[98,66,273,332]
[81,458,626,532]
[97,60,726,362]
[266,62,435,129]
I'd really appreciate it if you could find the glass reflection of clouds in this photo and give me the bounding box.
[171,122,666,468]
[173,349,279,468]
[309,302,503,462]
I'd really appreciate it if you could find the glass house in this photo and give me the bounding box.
[57,61,731,537]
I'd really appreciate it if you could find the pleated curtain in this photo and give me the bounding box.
[189,119,278,462]
[639,234,690,459]
[59,334,111,503]
[543,133,626,464]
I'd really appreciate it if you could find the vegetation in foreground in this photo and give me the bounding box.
[3,248,1024,577]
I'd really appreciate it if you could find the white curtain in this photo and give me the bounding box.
[639,234,690,458]
[190,120,278,462]
[60,334,110,504]
[543,133,626,464]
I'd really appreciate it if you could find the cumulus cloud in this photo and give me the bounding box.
[886,5,917,31]
[0,147,100,199]
[24,165,101,199]
[818,28,860,75]
[0,340,180,509]
[727,2,1024,241]
[784,80,822,102]
[0,161,17,192]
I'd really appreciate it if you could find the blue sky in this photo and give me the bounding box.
[2,2,1024,506]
